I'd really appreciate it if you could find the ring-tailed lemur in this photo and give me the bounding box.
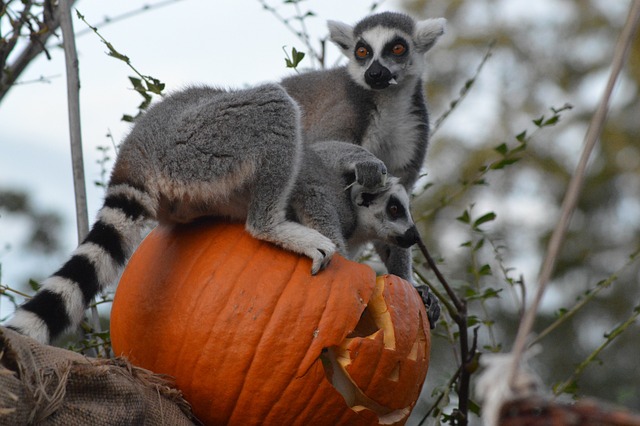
[281,12,445,322]
[6,84,419,344]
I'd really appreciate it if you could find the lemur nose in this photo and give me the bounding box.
[366,61,384,79]
[367,68,382,78]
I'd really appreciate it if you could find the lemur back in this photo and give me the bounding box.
[7,84,419,344]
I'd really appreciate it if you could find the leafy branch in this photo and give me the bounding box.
[531,248,640,347]
[416,103,573,222]
[553,305,640,397]
[75,10,165,121]
[431,40,495,136]
[259,0,323,68]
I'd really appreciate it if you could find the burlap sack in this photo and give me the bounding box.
[0,326,199,425]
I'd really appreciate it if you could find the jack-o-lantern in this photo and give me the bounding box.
[110,221,430,425]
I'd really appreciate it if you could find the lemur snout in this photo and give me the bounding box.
[365,60,393,89]
[396,226,419,248]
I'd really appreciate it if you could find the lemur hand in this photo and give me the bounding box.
[354,160,387,189]
[416,285,440,329]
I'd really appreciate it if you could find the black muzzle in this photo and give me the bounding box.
[365,60,393,89]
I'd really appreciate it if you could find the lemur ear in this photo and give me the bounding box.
[414,18,446,53]
[328,20,355,55]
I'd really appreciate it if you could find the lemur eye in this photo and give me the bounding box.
[392,44,407,56]
[356,46,369,58]
[389,204,399,217]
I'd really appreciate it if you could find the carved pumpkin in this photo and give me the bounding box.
[110,221,430,425]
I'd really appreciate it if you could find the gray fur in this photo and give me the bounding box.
[293,140,416,259]
[7,84,417,344]
[281,12,445,282]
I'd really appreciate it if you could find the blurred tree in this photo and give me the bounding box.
[0,189,63,254]
[399,0,640,419]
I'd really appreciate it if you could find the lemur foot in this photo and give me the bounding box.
[355,160,387,188]
[416,285,440,329]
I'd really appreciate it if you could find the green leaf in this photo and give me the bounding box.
[515,130,527,142]
[473,212,496,229]
[28,279,41,291]
[456,209,471,224]
[467,315,480,327]
[128,76,144,90]
[533,115,545,127]
[554,379,578,396]
[555,307,568,318]
[494,143,508,155]
[490,157,520,170]
[478,264,492,276]
[543,115,560,126]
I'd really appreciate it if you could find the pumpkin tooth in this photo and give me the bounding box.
[367,277,396,350]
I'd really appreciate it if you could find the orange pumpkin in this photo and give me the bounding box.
[110,221,430,426]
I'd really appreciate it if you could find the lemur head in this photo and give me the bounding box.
[328,12,446,90]
[351,177,419,248]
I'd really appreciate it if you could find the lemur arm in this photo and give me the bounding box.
[310,140,387,189]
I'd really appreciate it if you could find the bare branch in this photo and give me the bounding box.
[507,0,640,391]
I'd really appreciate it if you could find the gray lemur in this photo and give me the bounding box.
[7,83,419,344]
[281,12,445,319]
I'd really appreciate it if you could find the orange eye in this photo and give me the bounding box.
[356,46,369,58]
[389,205,399,216]
[392,44,406,55]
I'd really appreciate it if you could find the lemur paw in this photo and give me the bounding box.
[308,237,336,275]
[355,160,387,188]
[416,285,440,329]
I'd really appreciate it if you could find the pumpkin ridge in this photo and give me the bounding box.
[174,225,256,392]
[227,256,312,423]
[259,259,341,423]
[187,234,295,421]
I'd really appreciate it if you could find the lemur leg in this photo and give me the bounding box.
[374,242,440,328]
[239,104,337,274]
[245,152,336,274]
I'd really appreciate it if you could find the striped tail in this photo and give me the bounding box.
[6,184,156,344]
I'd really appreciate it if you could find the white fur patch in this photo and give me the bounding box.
[6,310,50,344]
[361,82,426,175]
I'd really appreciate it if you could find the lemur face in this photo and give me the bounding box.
[328,12,446,91]
[352,179,419,248]
[352,27,414,90]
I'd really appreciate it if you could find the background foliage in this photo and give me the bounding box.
[404,0,640,421]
